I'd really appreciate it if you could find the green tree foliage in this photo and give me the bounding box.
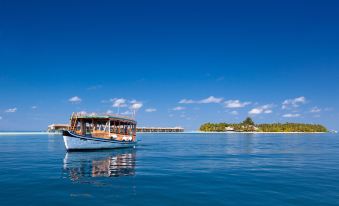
[243,117,254,126]
[199,118,328,133]
[242,117,256,132]
[199,122,229,132]
[257,123,327,133]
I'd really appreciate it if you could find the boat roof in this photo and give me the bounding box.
[72,113,136,124]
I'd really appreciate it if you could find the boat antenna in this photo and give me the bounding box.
[132,108,138,118]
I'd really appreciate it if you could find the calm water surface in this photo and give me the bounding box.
[0,133,339,205]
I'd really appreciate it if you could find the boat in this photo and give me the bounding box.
[62,112,137,151]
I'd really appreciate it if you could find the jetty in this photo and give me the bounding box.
[48,124,184,133]
[136,127,184,133]
[47,124,69,133]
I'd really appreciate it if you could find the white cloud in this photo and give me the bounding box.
[31,106,37,109]
[121,111,133,115]
[249,105,273,115]
[264,110,273,114]
[310,107,321,113]
[106,110,113,114]
[5,108,17,113]
[173,106,185,111]
[224,100,251,108]
[199,96,223,104]
[107,98,144,115]
[130,102,143,110]
[282,96,306,109]
[179,96,223,104]
[283,113,301,118]
[78,111,87,115]
[69,96,82,104]
[101,99,111,103]
[112,98,127,108]
[179,99,195,104]
[0,116,2,120]
[249,108,262,115]
[145,108,157,112]
[230,111,238,115]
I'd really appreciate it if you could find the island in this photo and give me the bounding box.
[200,117,328,133]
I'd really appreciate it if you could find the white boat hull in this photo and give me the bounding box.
[63,131,136,151]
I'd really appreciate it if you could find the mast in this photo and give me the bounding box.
[108,118,111,138]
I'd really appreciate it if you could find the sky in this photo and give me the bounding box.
[0,0,338,131]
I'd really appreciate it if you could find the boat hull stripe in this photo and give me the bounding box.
[62,130,136,145]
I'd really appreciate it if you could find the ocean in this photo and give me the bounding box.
[0,133,339,205]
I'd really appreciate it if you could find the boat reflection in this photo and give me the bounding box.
[63,149,136,181]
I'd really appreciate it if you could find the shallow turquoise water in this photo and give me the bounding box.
[0,133,339,205]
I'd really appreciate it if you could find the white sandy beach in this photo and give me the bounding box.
[0,132,51,136]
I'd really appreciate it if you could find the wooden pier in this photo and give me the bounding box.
[47,124,69,133]
[48,124,184,133]
[136,127,184,133]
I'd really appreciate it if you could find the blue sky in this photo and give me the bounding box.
[0,0,338,131]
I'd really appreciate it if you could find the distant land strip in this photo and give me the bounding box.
[200,117,328,133]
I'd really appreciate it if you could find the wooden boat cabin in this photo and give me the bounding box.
[69,113,137,142]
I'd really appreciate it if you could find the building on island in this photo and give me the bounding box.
[47,124,69,133]
[225,126,235,131]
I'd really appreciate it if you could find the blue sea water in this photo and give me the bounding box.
[0,133,339,206]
